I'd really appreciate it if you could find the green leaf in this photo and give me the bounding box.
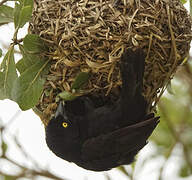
[14,0,33,29]
[0,53,6,70]
[17,5,33,28]
[0,5,14,25]
[16,44,40,73]
[0,46,18,100]
[58,91,77,101]
[179,163,191,177]
[23,34,46,54]
[180,0,187,4]
[0,72,6,99]
[16,58,27,73]
[71,72,90,90]
[19,44,40,63]
[1,140,8,156]
[24,0,33,7]
[14,2,22,28]
[12,59,50,110]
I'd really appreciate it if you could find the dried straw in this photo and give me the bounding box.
[29,0,192,125]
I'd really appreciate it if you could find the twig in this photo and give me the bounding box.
[0,0,8,6]
[0,116,69,180]
[2,156,68,180]
[13,135,42,170]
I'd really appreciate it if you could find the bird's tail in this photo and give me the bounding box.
[120,48,147,125]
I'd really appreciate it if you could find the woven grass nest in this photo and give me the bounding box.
[30,0,192,125]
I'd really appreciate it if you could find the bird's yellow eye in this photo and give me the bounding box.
[62,122,68,128]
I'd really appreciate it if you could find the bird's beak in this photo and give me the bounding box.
[54,101,67,120]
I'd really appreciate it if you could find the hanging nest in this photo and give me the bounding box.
[29,0,192,126]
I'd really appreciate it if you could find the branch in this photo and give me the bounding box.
[0,0,8,6]
[0,113,69,180]
[2,156,67,180]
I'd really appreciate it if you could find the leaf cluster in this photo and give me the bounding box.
[0,0,50,110]
[0,0,91,111]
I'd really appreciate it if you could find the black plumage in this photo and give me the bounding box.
[45,49,160,171]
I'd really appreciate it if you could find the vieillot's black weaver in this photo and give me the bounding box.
[45,49,160,171]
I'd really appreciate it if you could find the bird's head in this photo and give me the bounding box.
[45,100,83,162]
[46,101,80,140]
[45,97,94,161]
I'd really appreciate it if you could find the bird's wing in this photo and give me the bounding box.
[81,116,159,171]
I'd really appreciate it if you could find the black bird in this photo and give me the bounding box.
[45,49,160,171]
